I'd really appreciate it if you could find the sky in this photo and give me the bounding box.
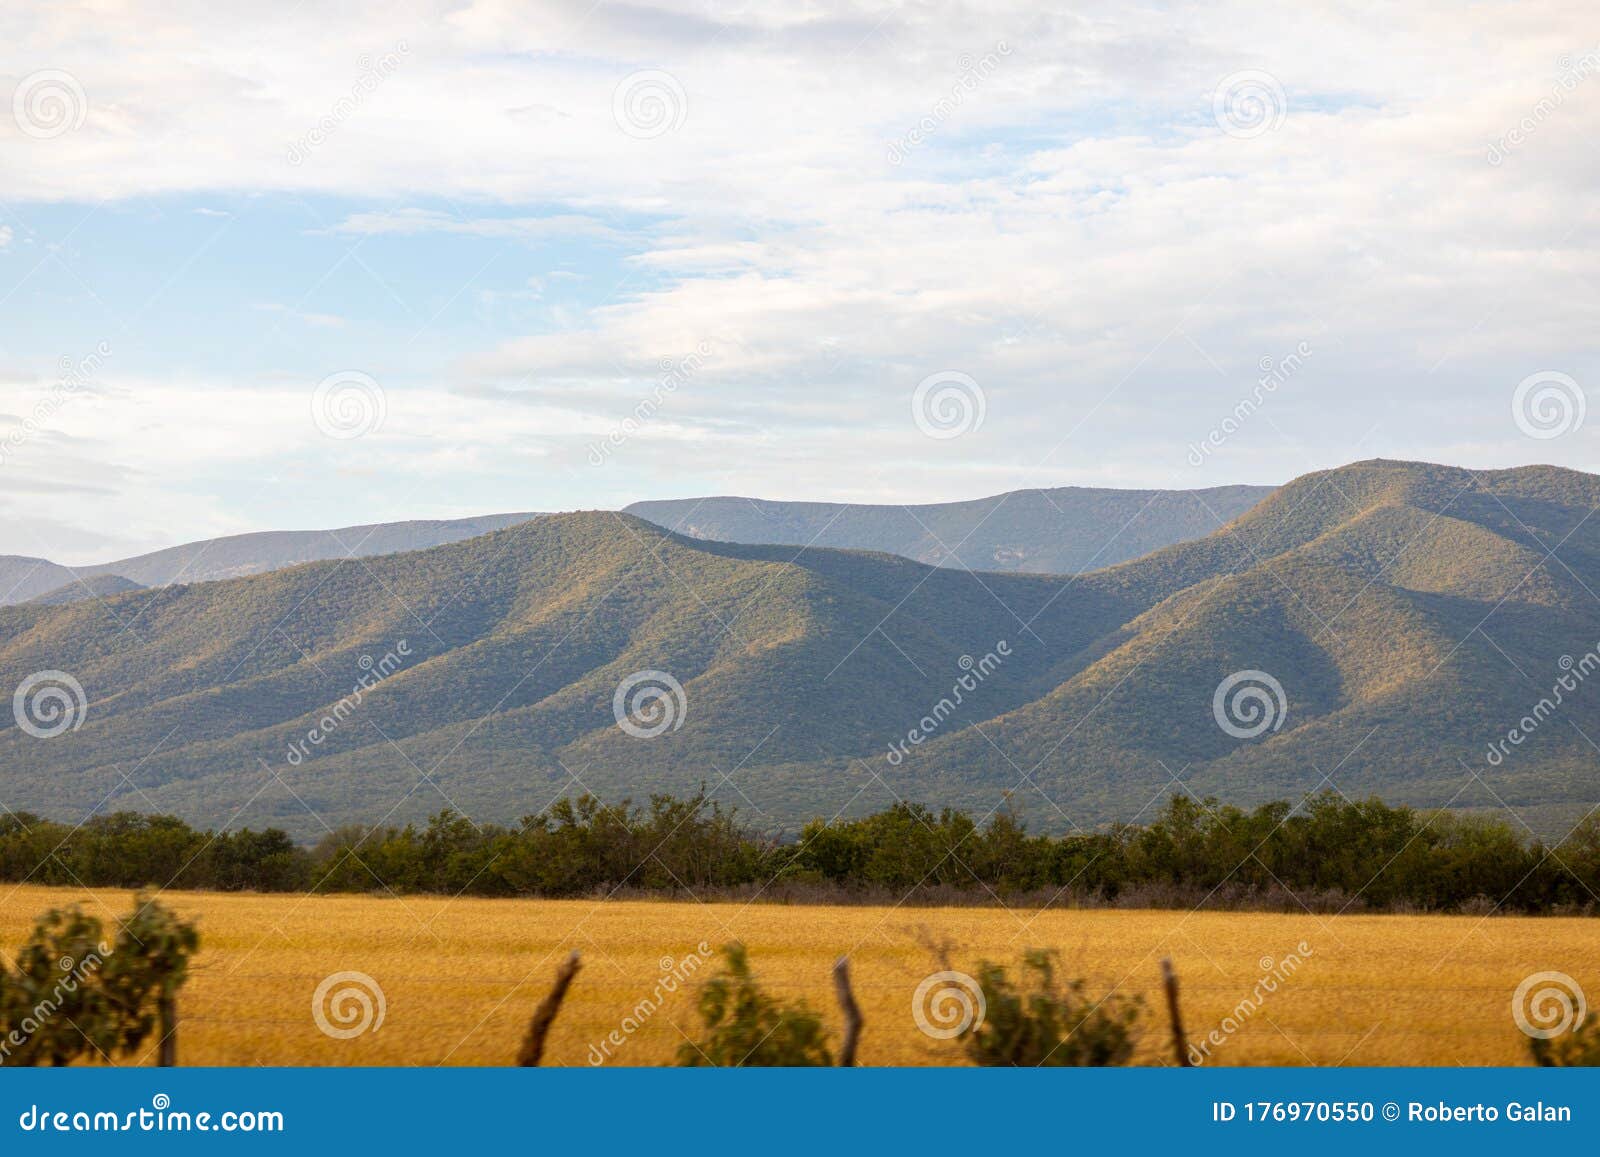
[0,0,1597,563]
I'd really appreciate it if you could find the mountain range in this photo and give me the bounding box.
[0,513,543,606]
[0,483,1271,607]
[0,460,1595,840]
[625,485,1272,574]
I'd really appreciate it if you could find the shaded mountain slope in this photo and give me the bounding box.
[26,574,144,605]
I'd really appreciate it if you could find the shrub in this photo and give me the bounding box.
[0,893,199,1066]
[964,949,1142,1066]
[1529,1013,1600,1067]
[676,943,833,1066]
[99,895,201,1058]
[0,903,115,1065]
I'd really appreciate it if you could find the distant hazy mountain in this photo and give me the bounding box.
[0,513,542,606]
[3,461,1596,840]
[0,482,1271,608]
[625,485,1274,574]
[0,556,80,606]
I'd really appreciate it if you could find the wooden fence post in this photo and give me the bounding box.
[517,951,582,1066]
[1160,957,1191,1067]
[157,993,177,1067]
[833,955,862,1066]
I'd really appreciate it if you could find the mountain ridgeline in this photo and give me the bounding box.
[0,512,543,606]
[625,484,1273,574]
[0,460,1596,839]
[0,482,1270,607]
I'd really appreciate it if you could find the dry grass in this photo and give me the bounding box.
[1,884,1588,1066]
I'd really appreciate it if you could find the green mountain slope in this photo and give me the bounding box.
[2,460,1596,840]
[0,512,1135,835]
[625,484,1274,575]
[891,460,1600,834]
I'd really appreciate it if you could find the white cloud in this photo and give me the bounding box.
[1,1,1598,557]
[0,369,606,562]
[327,208,625,242]
[253,302,348,329]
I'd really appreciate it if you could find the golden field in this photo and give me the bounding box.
[1,883,1590,1066]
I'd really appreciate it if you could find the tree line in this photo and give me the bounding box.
[2,790,1597,913]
